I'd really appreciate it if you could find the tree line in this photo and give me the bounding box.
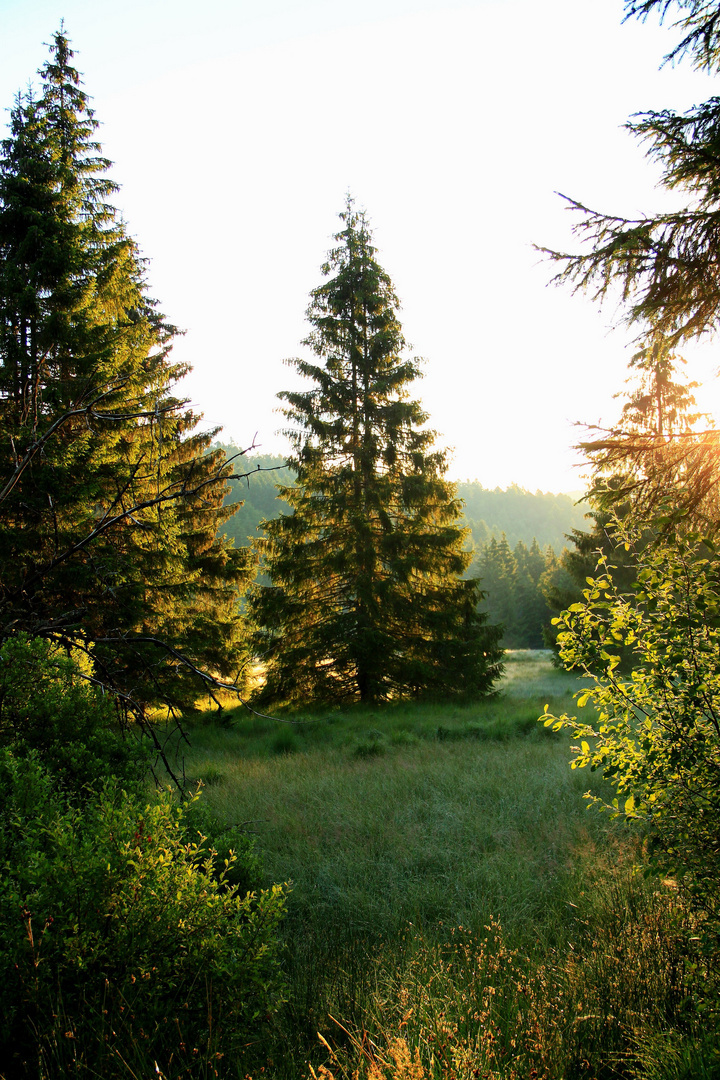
[219,452,588,553]
[218,451,588,651]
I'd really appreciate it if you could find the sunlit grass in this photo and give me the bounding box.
[174,652,715,1079]
[181,650,599,950]
[183,648,583,765]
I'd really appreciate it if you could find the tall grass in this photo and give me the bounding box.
[171,652,719,1078]
[182,652,594,942]
[306,868,703,1080]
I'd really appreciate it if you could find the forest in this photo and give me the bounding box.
[219,452,588,649]
[220,453,587,553]
[1,4,720,1079]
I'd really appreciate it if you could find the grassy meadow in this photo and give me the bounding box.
[177,652,715,1080]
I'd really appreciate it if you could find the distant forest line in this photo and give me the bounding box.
[218,448,589,555]
[218,449,590,650]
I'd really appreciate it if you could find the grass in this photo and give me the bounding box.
[180,651,592,939]
[164,651,719,1079]
[182,648,579,764]
[187,731,597,939]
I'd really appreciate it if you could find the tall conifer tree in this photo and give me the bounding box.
[0,30,252,710]
[251,199,502,705]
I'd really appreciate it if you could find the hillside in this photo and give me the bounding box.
[217,447,589,553]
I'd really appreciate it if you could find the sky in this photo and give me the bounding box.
[2,0,720,493]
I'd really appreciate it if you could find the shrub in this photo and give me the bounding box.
[0,750,287,1078]
[0,634,147,792]
[542,524,720,933]
[180,789,265,895]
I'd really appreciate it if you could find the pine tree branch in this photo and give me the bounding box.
[0,379,137,505]
[624,0,720,71]
[89,631,321,726]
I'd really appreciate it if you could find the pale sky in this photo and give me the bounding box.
[2,0,719,492]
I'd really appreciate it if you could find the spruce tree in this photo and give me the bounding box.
[475,536,551,649]
[0,30,252,711]
[579,331,709,517]
[541,340,708,657]
[475,535,514,644]
[512,539,550,649]
[251,199,502,705]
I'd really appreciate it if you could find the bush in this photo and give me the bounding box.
[180,789,265,895]
[542,524,720,934]
[0,635,147,792]
[0,750,287,1078]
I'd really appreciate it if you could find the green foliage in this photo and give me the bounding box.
[0,634,147,792]
[251,198,502,705]
[0,750,287,1078]
[474,535,556,648]
[542,334,708,657]
[541,495,645,662]
[0,30,252,713]
[541,93,720,347]
[180,788,265,895]
[0,634,282,1076]
[218,451,584,657]
[543,523,720,930]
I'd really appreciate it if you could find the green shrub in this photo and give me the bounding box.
[0,635,147,792]
[180,788,265,895]
[543,525,720,934]
[0,750,287,1078]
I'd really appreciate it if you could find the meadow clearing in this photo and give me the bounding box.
[177,652,712,1080]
